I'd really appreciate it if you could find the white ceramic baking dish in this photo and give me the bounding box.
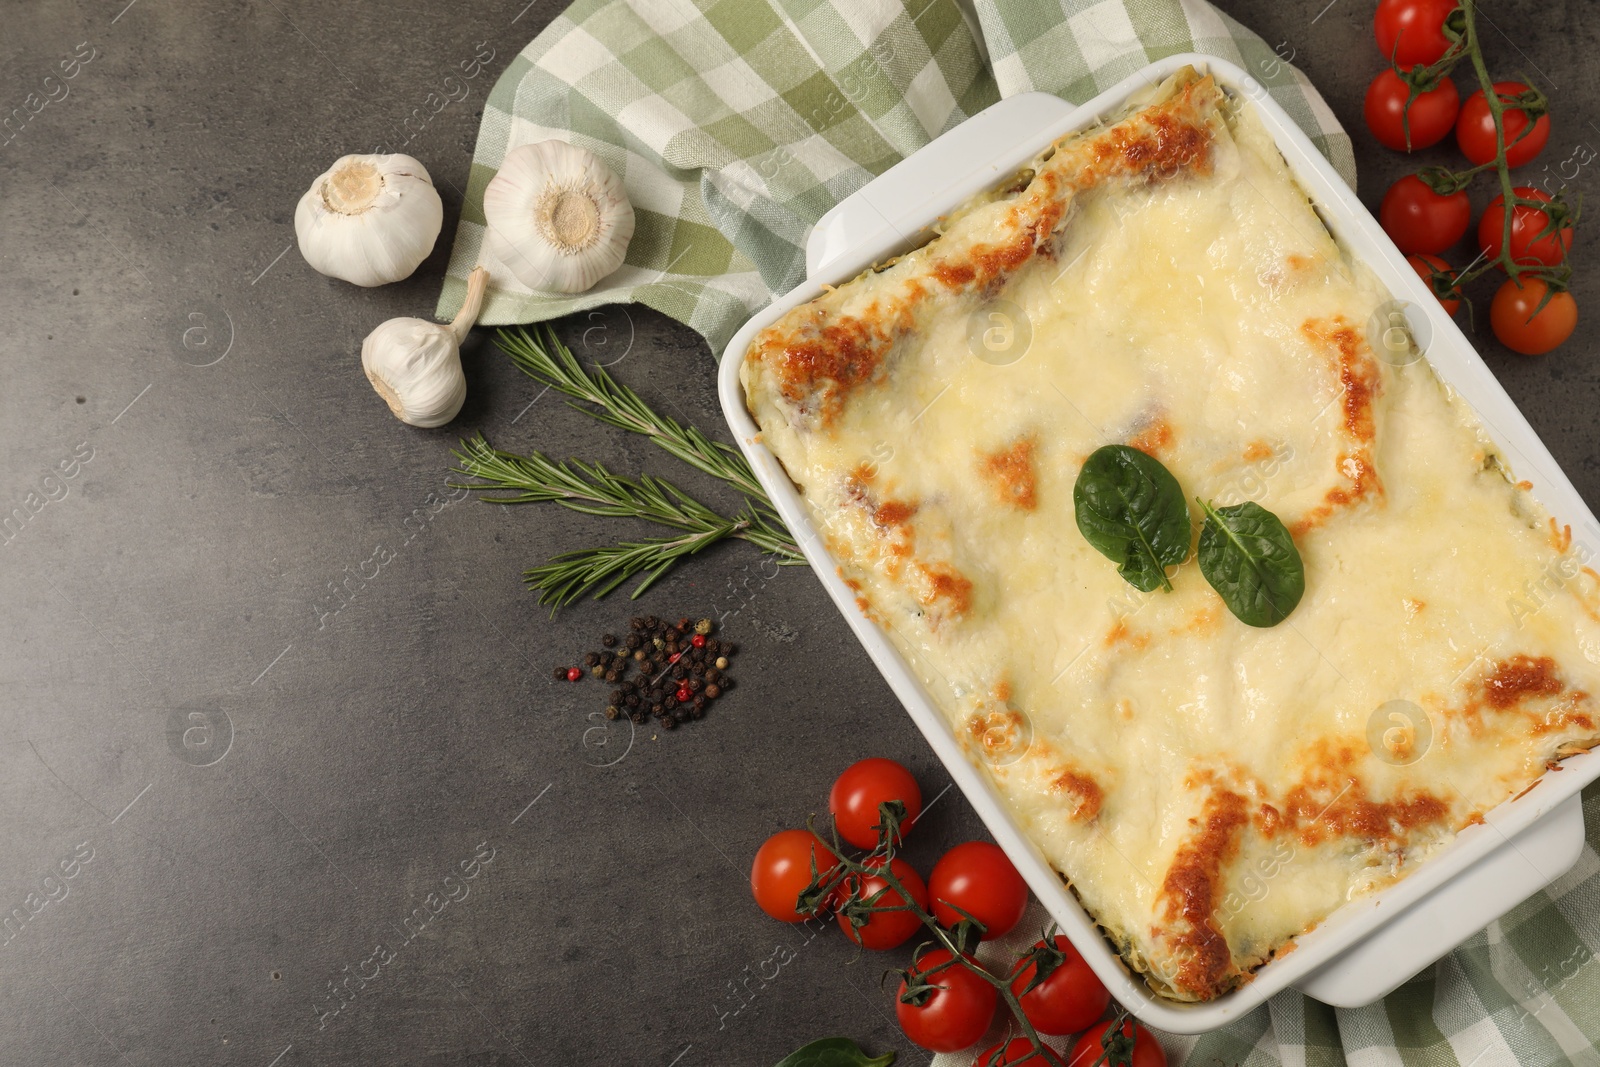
[716,54,1600,1033]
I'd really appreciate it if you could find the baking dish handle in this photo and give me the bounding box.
[1292,793,1586,1007]
[805,92,1077,283]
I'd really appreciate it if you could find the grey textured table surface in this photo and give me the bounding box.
[2,2,1595,1065]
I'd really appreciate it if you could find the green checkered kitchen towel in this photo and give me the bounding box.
[436,1,1600,1062]
[435,0,1353,355]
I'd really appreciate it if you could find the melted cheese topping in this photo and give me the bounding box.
[741,70,1600,1001]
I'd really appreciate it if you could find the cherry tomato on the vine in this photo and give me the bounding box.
[977,1038,1067,1067]
[1406,253,1461,315]
[829,757,923,849]
[838,856,929,950]
[928,841,1028,941]
[1010,935,1111,1036]
[1068,1020,1168,1067]
[894,948,998,1053]
[1478,188,1572,268]
[1456,82,1550,168]
[1374,0,1458,67]
[1490,277,1577,356]
[750,829,838,922]
[1380,174,1471,254]
[1364,69,1459,151]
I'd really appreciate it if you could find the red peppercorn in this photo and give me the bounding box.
[669,652,682,664]
[675,686,692,702]
[691,634,706,648]
[565,667,582,682]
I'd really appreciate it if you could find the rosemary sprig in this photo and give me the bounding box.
[451,435,801,608]
[495,324,774,506]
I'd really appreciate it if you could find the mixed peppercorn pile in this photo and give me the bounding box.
[553,616,738,730]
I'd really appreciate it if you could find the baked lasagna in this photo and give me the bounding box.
[740,68,1600,1001]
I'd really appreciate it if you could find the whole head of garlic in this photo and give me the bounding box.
[296,153,444,287]
[362,267,489,428]
[483,141,635,294]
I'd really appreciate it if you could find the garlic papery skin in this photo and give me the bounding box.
[362,267,489,428]
[296,153,444,287]
[482,141,635,294]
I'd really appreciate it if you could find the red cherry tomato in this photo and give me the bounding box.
[1069,1020,1167,1067]
[1490,277,1577,356]
[1478,188,1572,268]
[1406,253,1461,315]
[829,757,923,849]
[750,829,838,922]
[1380,174,1471,254]
[1456,82,1550,167]
[977,1038,1067,1067]
[1374,0,1458,67]
[838,857,929,950]
[1364,70,1459,151]
[928,842,1028,941]
[894,949,998,1053]
[1010,935,1111,1036]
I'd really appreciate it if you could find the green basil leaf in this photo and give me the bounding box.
[773,1038,896,1067]
[1073,445,1191,592]
[1196,499,1305,627]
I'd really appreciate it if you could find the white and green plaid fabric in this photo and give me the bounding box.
[439,1,1600,1061]
[435,0,1353,355]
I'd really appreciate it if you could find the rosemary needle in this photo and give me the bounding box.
[494,324,774,506]
[451,436,801,609]
[454,326,807,608]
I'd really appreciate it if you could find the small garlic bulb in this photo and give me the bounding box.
[483,141,635,294]
[296,153,444,287]
[362,267,489,428]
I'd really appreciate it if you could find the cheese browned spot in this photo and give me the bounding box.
[1158,789,1250,998]
[1484,655,1563,710]
[1291,316,1385,536]
[1129,418,1174,457]
[981,437,1039,510]
[1051,767,1105,822]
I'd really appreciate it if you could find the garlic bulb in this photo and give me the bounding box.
[296,153,444,287]
[483,141,635,294]
[362,267,489,428]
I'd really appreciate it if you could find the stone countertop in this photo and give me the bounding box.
[0,1,1594,1064]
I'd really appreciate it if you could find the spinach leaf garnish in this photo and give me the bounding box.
[1195,499,1305,627]
[773,1038,896,1067]
[1072,445,1191,592]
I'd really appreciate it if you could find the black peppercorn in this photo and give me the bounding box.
[630,616,645,631]
[604,670,619,683]
[693,694,707,710]
[625,694,640,709]
[552,667,566,681]
[719,677,734,691]
[583,652,599,667]
[602,633,617,647]
[661,716,677,730]
[651,703,663,716]
[723,642,739,656]
[664,696,678,710]
[625,634,640,650]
